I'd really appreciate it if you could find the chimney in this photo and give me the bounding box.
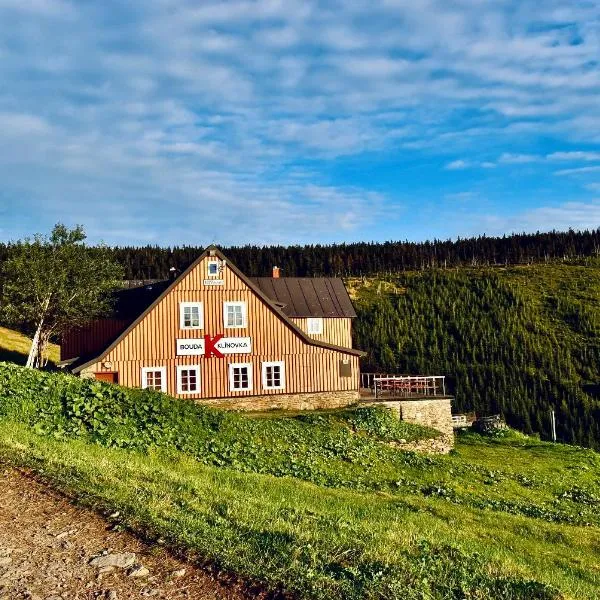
[272,266,280,279]
[169,266,178,281]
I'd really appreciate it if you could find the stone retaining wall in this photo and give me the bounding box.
[363,397,455,453]
[201,390,360,411]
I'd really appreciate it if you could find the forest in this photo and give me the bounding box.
[2,228,599,280]
[350,263,600,449]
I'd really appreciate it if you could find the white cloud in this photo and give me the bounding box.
[445,159,471,170]
[478,200,600,235]
[555,166,600,176]
[498,153,541,164]
[548,151,600,161]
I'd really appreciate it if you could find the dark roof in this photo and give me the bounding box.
[250,277,356,318]
[112,281,171,319]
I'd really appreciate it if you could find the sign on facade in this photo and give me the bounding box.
[176,336,252,357]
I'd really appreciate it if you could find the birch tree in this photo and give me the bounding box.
[0,224,123,368]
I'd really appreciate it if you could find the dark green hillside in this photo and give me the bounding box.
[351,263,600,449]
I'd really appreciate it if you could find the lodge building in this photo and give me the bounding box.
[61,246,364,410]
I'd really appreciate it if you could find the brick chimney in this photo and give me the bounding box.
[272,266,280,279]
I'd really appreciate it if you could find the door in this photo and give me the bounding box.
[94,372,118,384]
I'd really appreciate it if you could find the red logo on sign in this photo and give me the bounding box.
[204,334,224,358]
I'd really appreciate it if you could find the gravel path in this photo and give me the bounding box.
[0,468,259,600]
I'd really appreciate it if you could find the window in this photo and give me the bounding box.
[207,260,220,277]
[262,361,285,390]
[180,302,203,329]
[307,317,323,335]
[224,301,247,328]
[141,367,167,392]
[177,365,200,394]
[229,363,252,391]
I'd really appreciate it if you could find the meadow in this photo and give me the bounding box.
[0,362,598,599]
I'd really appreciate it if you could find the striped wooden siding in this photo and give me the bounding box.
[86,256,359,399]
[290,317,352,348]
[61,319,130,361]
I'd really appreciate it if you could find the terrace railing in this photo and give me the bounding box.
[370,375,447,399]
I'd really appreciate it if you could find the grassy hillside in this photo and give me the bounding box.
[0,363,599,599]
[349,262,600,449]
[0,325,60,365]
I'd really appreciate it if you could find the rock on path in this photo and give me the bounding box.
[0,468,258,599]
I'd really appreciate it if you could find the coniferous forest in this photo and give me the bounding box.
[351,263,600,450]
[2,229,598,280]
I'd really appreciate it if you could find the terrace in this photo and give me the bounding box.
[360,373,450,400]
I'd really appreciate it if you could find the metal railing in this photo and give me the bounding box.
[360,372,399,389]
[452,414,469,428]
[371,375,446,399]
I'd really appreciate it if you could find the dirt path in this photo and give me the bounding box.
[0,468,260,600]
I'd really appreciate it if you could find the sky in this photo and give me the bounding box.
[1,0,600,247]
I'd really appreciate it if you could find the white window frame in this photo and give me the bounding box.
[141,366,167,392]
[228,362,253,392]
[180,301,204,330]
[176,365,201,394]
[223,301,247,329]
[207,259,220,278]
[262,361,285,390]
[307,317,323,335]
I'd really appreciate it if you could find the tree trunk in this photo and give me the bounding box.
[26,296,51,369]
[26,318,43,368]
[38,330,51,368]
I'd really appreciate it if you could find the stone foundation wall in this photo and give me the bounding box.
[397,398,454,438]
[363,397,454,453]
[200,390,360,412]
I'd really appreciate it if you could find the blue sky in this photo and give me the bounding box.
[1,0,600,246]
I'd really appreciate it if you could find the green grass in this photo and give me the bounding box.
[0,364,599,598]
[0,325,60,365]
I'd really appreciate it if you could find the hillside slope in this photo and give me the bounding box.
[0,325,60,365]
[350,263,600,449]
[0,363,599,599]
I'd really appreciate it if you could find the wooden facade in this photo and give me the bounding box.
[69,248,363,406]
[290,317,352,348]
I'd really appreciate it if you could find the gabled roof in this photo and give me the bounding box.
[250,277,356,318]
[72,246,364,373]
[113,280,171,319]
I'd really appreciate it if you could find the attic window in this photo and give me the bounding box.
[207,260,220,277]
[307,317,323,335]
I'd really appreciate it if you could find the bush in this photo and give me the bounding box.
[0,362,439,492]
